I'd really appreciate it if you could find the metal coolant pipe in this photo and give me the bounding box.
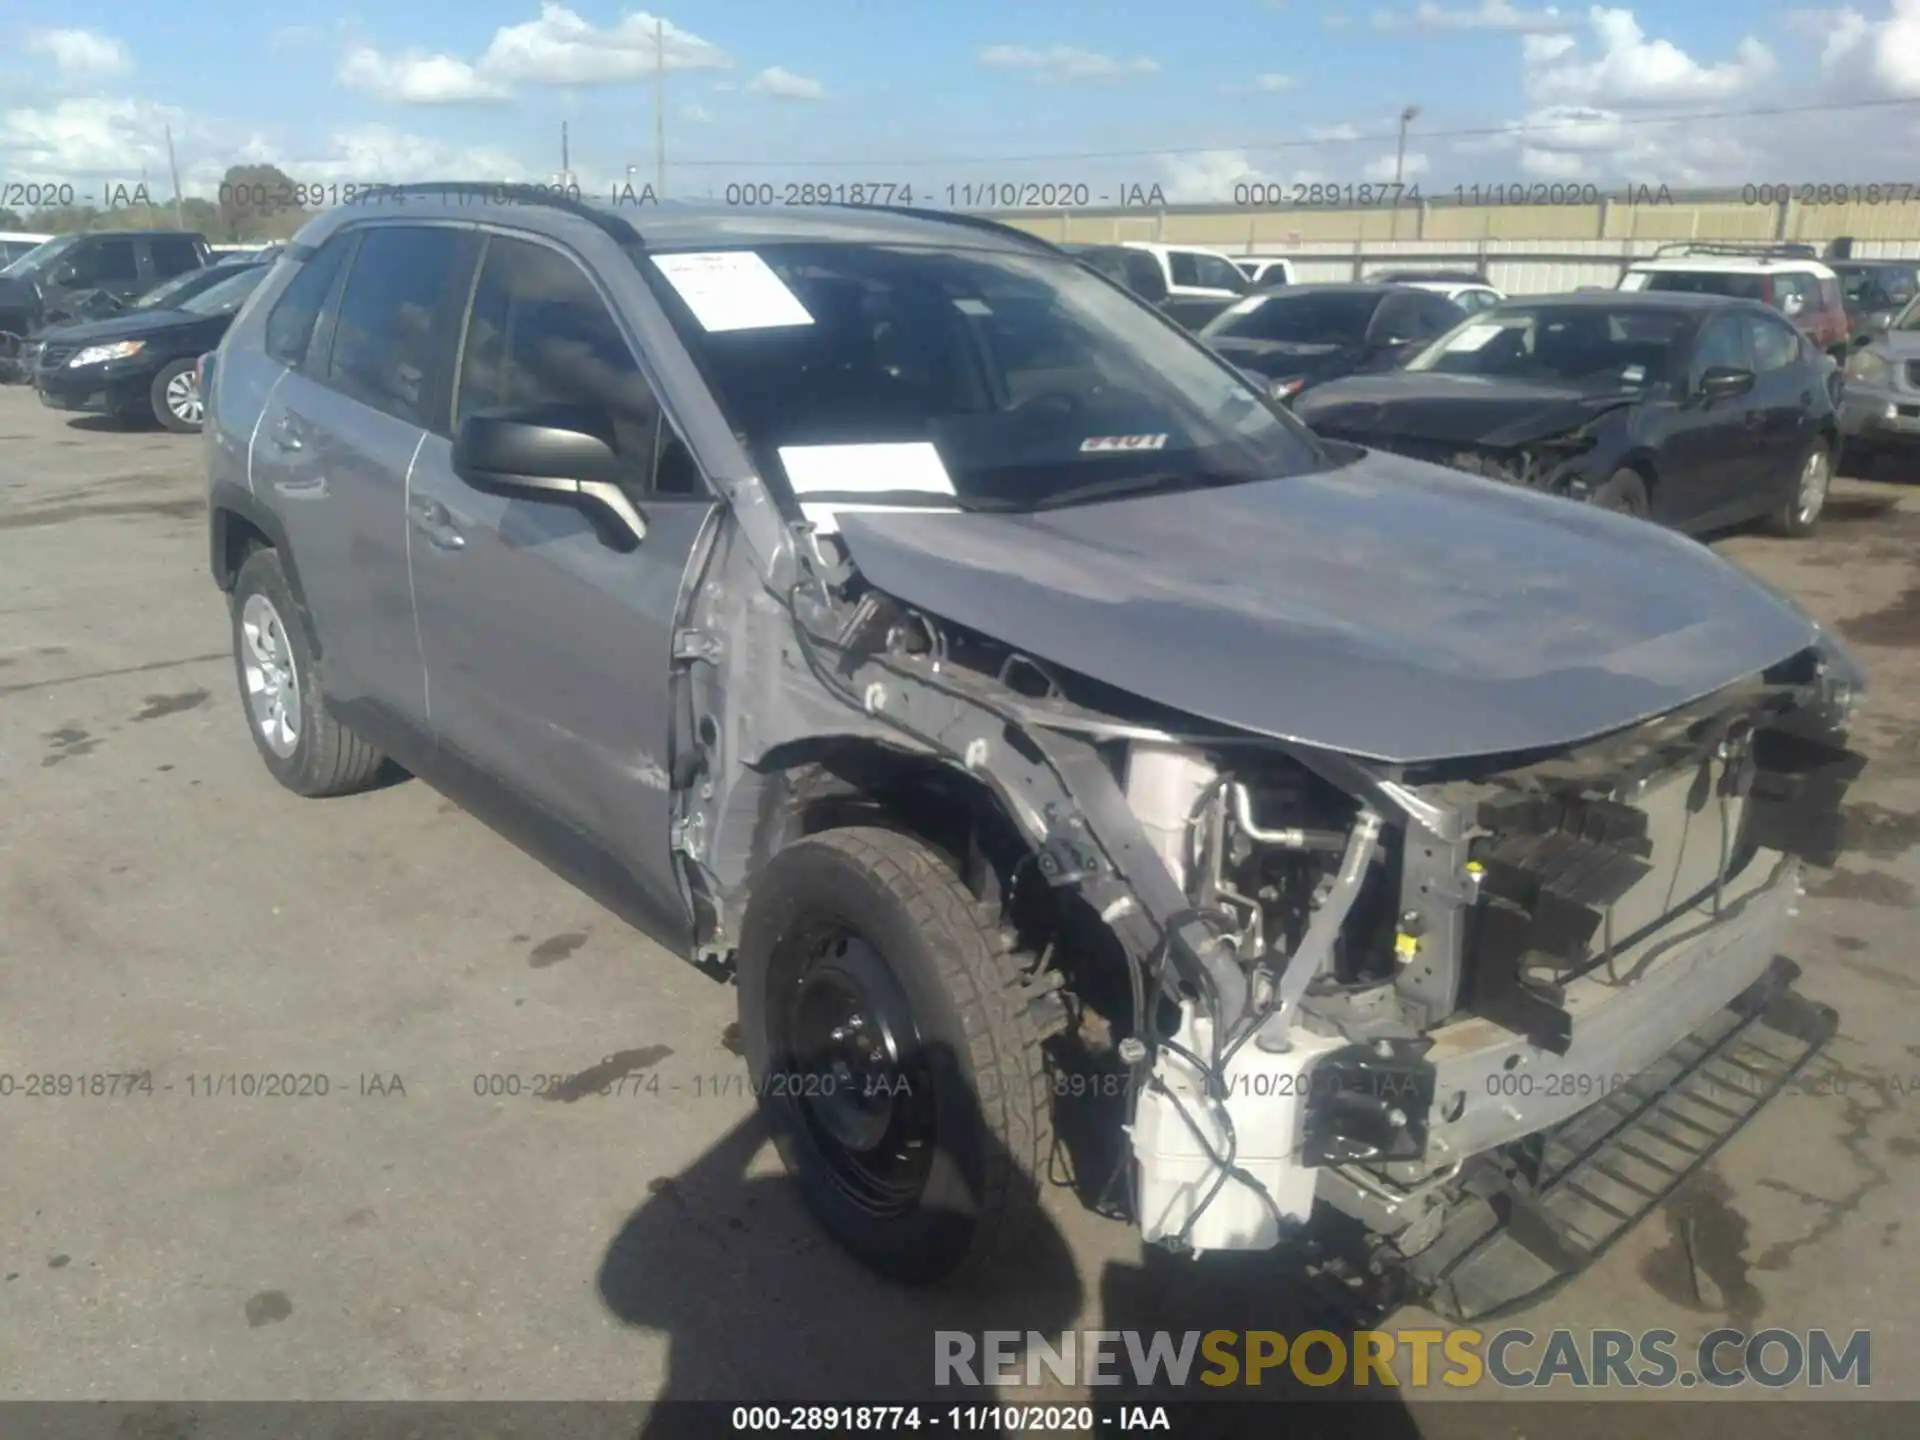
[1261,808,1385,1048]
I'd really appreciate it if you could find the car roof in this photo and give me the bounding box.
[1627,255,1837,278]
[1500,290,1757,314]
[1120,241,1234,256]
[1260,282,1426,297]
[294,190,1062,259]
[68,229,206,240]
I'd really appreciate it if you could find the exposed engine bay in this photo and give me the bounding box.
[669,475,1866,1315]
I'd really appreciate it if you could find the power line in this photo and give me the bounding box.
[659,94,1920,170]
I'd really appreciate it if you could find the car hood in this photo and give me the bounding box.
[834,451,1821,765]
[1294,372,1641,446]
[37,309,219,345]
[1865,328,1920,362]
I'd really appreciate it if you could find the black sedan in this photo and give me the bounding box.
[31,263,270,432]
[1292,291,1841,537]
[1197,283,1467,401]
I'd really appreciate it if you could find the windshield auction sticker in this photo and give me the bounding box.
[777,442,959,535]
[649,251,814,332]
[1080,434,1169,452]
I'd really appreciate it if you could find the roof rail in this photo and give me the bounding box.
[1648,240,1820,261]
[339,181,640,246]
[835,203,1067,256]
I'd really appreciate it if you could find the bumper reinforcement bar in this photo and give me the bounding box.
[1402,954,1835,1323]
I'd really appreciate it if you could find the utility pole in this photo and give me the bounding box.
[163,123,186,229]
[1394,104,1420,186]
[655,18,667,197]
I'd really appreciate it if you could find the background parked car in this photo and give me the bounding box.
[1369,270,1505,313]
[1198,282,1465,401]
[0,232,55,270]
[1829,258,1920,340]
[1619,242,1850,358]
[1838,291,1920,471]
[1234,254,1296,288]
[0,230,211,337]
[1293,291,1839,536]
[1120,241,1251,330]
[31,261,270,432]
[1061,242,1171,306]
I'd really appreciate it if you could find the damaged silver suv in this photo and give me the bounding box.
[204,186,1867,1314]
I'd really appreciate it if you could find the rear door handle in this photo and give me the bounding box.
[410,498,466,551]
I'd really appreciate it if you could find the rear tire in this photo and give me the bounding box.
[1589,468,1651,519]
[229,548,387,798]
[736,826,1055,1285]
[1769,441,1832,538]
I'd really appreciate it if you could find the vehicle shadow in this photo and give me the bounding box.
[62,413,143,433]
[595,1044,1423,1438]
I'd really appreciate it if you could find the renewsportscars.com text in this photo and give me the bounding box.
[935,1327,1871,1390]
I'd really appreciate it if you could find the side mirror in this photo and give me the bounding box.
[1697,366,1756,403]
[452,409,648,549]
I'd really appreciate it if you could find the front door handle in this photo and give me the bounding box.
[410,498,466,551]
[268,414,306,452]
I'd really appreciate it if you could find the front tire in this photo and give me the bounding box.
[736,827,1054,1285]
[229,548,387,797]
[1770,441,1832,537]
[151,359,202,433]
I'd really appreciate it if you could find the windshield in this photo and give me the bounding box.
[1628,269,1767,301]
[641,242,1325,512]
[177,267,267,316]
[1406,305,1688,386]
[1841,267,1917,309]
[0,233,79,278]
[131,267,222,310]
[1200,291,1377,345]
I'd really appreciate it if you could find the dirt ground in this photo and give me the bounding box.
[1,384,1916,1431]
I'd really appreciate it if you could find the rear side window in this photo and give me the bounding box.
[456,235,677,493]
[149,236,202,277]
[68,238,139,284]
[264,235,354,368]
[1168,251,1201,287]
[1772,271,1815,319]
[326,225,476,431]
[1123,250,1167,300]
[1186,252,1247,292]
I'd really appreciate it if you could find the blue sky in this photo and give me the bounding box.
[2,3,1919,205]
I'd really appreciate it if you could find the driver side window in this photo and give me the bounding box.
[457,235,699,496]
[1690,316,1749,387]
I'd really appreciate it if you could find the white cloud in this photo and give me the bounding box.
[681,101,712,122]
[1362,150,1431,181]
[1374,1,1569,30]
[1819,1,1920,95]
[477,5,732,85]
[1523,9,1776,107]
[273,124,530,187]
[978,45,1160,84]
[1518,145,1591,177]
[24,28,132,81]
[1474,103,1764,185]
[337,46,513,103]
[1308,122,1363,141]
[1253,72,1295,91]
[747,66,824,100]
[1322,13,1353,28]
[1158,149,1272,202]
[0,98,186,179]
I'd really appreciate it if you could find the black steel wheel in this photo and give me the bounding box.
[737,826,1056,1284]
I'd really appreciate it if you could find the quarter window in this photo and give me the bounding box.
[1747,315,1802,373]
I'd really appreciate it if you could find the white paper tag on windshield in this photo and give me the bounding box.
[1447,323,1504,352]
[778,442,956,497]
[954,298,993,316]
[650,251,814,332]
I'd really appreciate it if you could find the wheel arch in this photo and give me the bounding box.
[209,481,324,655]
